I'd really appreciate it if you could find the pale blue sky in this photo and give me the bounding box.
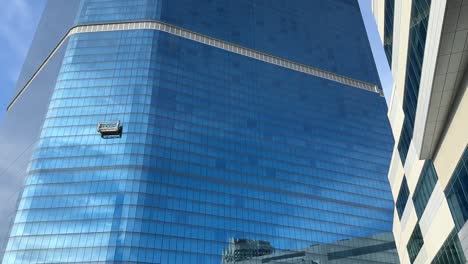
[0,0,392,122]
[0,0,46,121]
[358,0,394,104]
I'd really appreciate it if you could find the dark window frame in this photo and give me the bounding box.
[384,0,395,66]
[407,224,424,263]
[396,177,410,219]
[445,146,468,231]
[398,0,432,165]
[412,160,438,218]
[432,229,466,264]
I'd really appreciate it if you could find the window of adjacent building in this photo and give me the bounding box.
[384,0,395,66]
[407,224,424,263]
[396,177,410,219]
[399,0,432,165]
[432,230,466,264]
[398,117,413,164]
[445,147,468,231]
[412,160,438,218]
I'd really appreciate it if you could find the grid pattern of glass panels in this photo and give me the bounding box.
[8,19,381,113]
[67,21,380,93]
[398,0,432,165]
[432,230,466,264]
[413,160,438,218]
[384,0,395,66]
[2,28,394,263]
[445,147,468,231]
[396,177,410,219]
[76,0,162,24]
[2,0,395,263]
[76,0,381,85]
[407,224,424,263]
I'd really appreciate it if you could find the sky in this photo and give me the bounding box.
[0,0,46,122]
[358,0,394,104]
[0,0,392,123]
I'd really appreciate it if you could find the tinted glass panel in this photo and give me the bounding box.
[398,116,413,164]
[396,177,410,219]
[399,0,432,164]
[432,230,466,264]
[407,224,424,263]
[75,0,381,85]
[413,160,438,218]
[445,147,468,231]
[2,29,395,264]
[384,0,395,66]
[2,1,395,263]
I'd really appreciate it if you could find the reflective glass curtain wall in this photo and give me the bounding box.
[2,1,395,263]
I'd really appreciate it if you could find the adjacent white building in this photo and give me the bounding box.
[372,0,468,263]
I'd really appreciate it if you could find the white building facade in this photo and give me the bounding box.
[372,0,468,263]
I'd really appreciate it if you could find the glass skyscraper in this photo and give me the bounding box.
[2,1,396,263]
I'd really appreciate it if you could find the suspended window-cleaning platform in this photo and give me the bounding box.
[97,121,122,138]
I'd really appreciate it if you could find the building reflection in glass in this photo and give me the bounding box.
[222,232,399,264]
[222,238,275,263]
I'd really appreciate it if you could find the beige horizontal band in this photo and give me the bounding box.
[8,21,382,111]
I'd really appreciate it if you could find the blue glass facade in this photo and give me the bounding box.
[2,1,394,263]
[77,0,381,85]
